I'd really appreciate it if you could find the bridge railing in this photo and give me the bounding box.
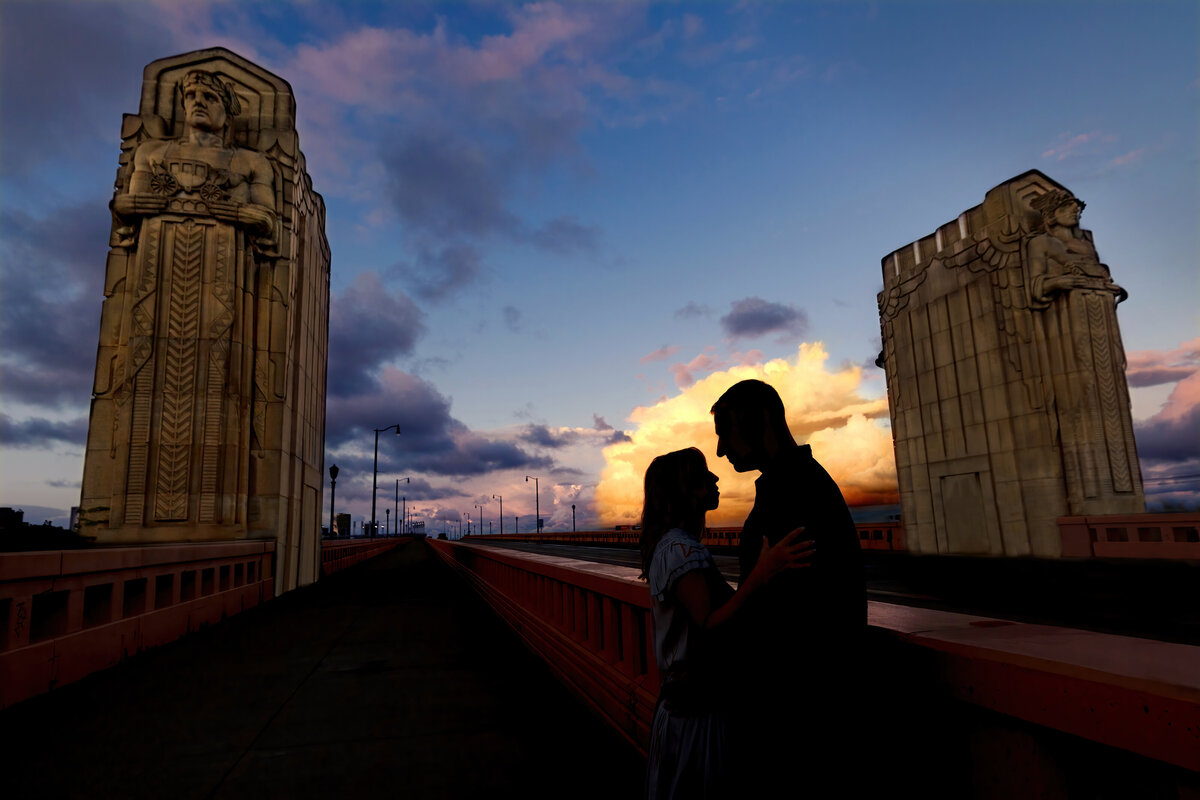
[0,540,274,709]
[1059,512,1200,559]
[427,538,659,753]
[320,537,406,576]
[462,522,907,552]
[431,538,1200,786]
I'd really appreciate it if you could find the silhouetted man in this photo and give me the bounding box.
[711,379,866,793]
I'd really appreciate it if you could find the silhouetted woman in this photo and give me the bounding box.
[640,447,812,800]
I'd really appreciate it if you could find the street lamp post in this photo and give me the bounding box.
[475,503,484,538]
[572,503,576,532]
[525,475,540,533]
[328,464,339,538]
[372,424,401,539]
[492,495,503,535]
[385,508,390,536]
[395,477,409,536]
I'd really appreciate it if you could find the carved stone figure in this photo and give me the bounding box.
[1026,190,1136,511]
[876,171,1143,558]
[81,50,331,593]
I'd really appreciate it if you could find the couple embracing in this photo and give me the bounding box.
[640,379,867,799]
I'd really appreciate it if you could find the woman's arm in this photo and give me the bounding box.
[674,527,814,631]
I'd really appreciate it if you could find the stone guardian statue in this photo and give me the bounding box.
[876,171,1143,558]
[81,49,331,592]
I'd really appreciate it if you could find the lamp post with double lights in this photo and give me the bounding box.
[328,464,339,538]
[492,495,503,535]
[372,424,400,539]
[395,477,409,536]
[525,475,540,533]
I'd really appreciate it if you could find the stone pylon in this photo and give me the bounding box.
[876,170,1143,557]
[80,48,331,592]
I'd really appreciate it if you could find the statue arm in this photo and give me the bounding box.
[207,151,276,239]
[111,143,167,218]
[1028,235,1085,304]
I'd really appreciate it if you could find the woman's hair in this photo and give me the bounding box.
[639,447,709,576]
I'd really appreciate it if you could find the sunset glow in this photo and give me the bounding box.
[595,343,896,526]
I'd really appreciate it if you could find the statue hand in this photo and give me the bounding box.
[236,204,276,236]
[112,193,166,217]
[205,199,240,224]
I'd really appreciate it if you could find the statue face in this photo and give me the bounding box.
[1053,201,1081,228]
[182,84,227,133]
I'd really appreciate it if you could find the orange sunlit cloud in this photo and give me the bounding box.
[594,343,898,527]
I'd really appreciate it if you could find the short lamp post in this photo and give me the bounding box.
[493,495,503,535]
[525,475,540,533]
[572,504,576,533]
[328,464,339,538]
[372,424,401,539]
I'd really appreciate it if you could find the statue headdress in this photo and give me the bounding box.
[1031,189,1085,225]
[180,70,242,117]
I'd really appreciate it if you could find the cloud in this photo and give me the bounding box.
[0,414,88,449]
[520,424,580,449]
[1135,371,1200,465]
[0,203,109,408]
[503,305,522,332]
[392,242,483,302]
[640,345,680,364]
[325,366,552,479]
[675,302,713,319]
[595,342,895,526]
[383,130,520,240]
[327,272,425,396]
[1126,338,1200,388]
[1041,130,1117,162]
[525,216,601,254]
[668,348,765,388]
[593,414,613,431]
[720,296,808,340]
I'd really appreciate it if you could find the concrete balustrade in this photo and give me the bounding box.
[431,538,1200,791]
[320,537,405,576]
[0,540,275,709]
[427,538,659,753]
[0,536,411,709]
[462,522,906,552]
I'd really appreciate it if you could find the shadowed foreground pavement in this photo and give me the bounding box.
[0,539,644,798]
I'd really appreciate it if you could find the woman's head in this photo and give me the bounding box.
[639,447,719,574]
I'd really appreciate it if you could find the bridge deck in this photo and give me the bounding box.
[0,539,643,798]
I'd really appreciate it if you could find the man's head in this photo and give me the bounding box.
[180,71,241,135]
[1032,189,1085,231]
[710,379,794,472]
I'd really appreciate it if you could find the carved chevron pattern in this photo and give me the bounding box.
[155,220,203,521]
[1088,293,1132,492]
[125,369,154,526]
[200,228,233,523]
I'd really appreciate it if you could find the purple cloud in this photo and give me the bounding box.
[0,203,109,408]
[0,414,88,449]
[327,272,425,396]
[720,296,808,340]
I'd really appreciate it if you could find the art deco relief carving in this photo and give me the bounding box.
[876,170,1144,557]
[81,50,331,593]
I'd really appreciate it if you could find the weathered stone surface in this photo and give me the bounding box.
[877,170,1144,557]
[80,49,330,593]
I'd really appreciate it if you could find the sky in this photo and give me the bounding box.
[1,0,1197,535]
